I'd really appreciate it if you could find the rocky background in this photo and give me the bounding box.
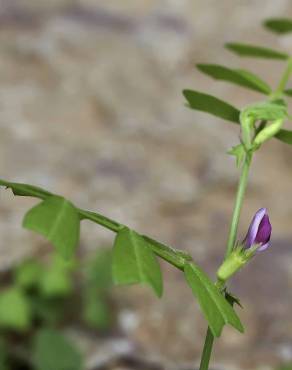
[1,0,292,369]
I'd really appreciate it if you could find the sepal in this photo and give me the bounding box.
[217,244,258,282]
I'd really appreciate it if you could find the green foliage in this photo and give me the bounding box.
[276,365,292,370]
[33,329,83,370]
[83,289,112,330]
[84,249,112,291]
[0,339,8,370]
[31,296,65,326]
[15,260,43,289]
[184,263,244,337]
[183,89,240,123]
[275,128,292,144]
[228,144,245,168]
[183,93,292,147]
[197,64,271,94]
[23,196,80,259]
[112,227,163,297]
[0,248,116,368]
[82,249,113,330]
[241,101,287,122]
[39,264,73,298]
[225,42,289,60]
[284,88,292,96]
[264,18,292,34]
[0,288,31,331]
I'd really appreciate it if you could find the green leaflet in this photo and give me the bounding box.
[225,42,289,60]
[284,89,292,96]
[14,260,43,290]
[39,264,73,298]
[33,329,83,370]
[23,196,80,259]
[264,18,292,34]
[0,288,32,331]
[83,291,112,330]
[275,129,292,144]
[184,263,244,337]
[197,64,271,94]
[183,89,240,123]
[112,227,163,297]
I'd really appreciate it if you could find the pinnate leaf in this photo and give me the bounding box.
[183,89,240,123]
[197,64,271,94]
[23,196,80,259]
[112,227,163,297]
[184,262,244,337]
[264,18,292,34]
[225,42,289,60]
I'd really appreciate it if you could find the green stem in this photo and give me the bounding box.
[225,152,252,259]
[198,327,214,370]
[273,57,292,98]
[198,152,252,370]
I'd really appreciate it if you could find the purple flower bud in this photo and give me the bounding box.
[243,208,272,251]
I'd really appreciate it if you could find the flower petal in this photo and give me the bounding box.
[255,214,272,245]
[257,241,270,252]
[244,208,267,248]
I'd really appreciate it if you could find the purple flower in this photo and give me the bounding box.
[243,208,272,252]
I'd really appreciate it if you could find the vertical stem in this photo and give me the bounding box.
[225,153,252,259]
[198,327,214,370]
[274,58,292,98]
[198,153,252,370]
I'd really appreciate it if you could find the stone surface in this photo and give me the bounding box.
[1,0,292,369]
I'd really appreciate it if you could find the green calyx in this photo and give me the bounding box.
[217,245,257,282]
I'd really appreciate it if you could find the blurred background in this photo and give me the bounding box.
[1,0,292,369]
